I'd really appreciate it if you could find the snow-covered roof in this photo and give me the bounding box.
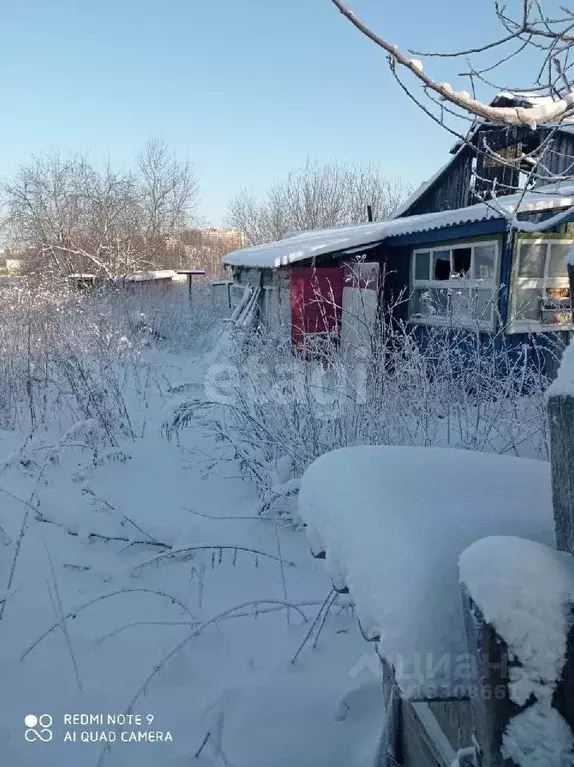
[223,183,574,269]
[446,92,574,163]
[298,445,555,700]
[125,270,176,282]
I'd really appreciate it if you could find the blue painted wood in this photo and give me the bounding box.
[410,323,568,387]
[497,230,514,326]
[386,218,507,247]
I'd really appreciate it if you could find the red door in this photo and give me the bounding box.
[290,266,344,353]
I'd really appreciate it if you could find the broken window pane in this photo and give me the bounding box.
[414,251,430,280]
[518,243,546,278]
[452,248,471,277]
[473,244,496,280]
[433,250,451,280]
[547,243,571,278]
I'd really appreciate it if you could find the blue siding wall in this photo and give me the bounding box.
[410,324,568,388]
[498,230,514,326]
[384,218,573,382]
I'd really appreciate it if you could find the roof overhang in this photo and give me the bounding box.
[222,182,574,270]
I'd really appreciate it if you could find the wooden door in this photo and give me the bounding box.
[290,266,344,353]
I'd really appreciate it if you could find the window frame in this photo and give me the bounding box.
[410,239,500,332]
[508,237,574,334]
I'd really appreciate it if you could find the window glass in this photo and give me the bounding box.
[541,287,571,325]
[410,241,497,329]
[414,251,430,280]
[547,242,571,278]
[450,287,472,320]
[474,288,495,324]
[514,287,542,320]
[517,242,546,278]
[411,288,432,317]
[433,250,451,280]
[430,287,449,316]
[473,244,496,280]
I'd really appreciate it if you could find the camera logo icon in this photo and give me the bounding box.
[24,714,53,742]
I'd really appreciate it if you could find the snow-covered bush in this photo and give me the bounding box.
[166,293,560,512]
[0,279,226,438]
[0,281,144,439]
[106,281,226,352]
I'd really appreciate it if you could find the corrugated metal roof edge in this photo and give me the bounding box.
[222,184,574,269]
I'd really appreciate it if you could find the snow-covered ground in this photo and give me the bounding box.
[0,344,382,767]
[0,282,566,766]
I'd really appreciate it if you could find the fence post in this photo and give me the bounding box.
[547,260,574,551]
[548,393,574,553]
[462,582,574,766]
[461,586,519,766]
[568,263,574,324]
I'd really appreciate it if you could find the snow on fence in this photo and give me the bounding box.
[298,433,574,766]
[460,536,574,767]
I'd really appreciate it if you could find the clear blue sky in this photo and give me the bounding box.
[0,0,516,225]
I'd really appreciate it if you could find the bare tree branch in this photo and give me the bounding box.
[226,159,412,246]
[2,140,201,278]
[329,0,574,128]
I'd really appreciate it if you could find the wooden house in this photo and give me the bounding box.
[223,96,574,359]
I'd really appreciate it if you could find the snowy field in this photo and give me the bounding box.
[0,281,561,766]
[0,285,383,767]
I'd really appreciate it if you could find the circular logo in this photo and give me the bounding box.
[25,714,53,742]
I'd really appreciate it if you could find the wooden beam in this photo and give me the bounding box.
[548,393,574,553]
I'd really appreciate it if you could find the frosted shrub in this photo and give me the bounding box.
[167,293,561,510]
[105,281,225,352]
[0,282,145,438]
[0,279,228,438]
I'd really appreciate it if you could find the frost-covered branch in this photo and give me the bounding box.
[329,0,574,127]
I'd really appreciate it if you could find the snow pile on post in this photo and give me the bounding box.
[460,536,574,765]
[125,270,176,282]
[298,445,555,699]
[547,340,574,397]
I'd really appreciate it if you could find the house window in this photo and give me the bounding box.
[509,238,574,333]
[410,241,499,330]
